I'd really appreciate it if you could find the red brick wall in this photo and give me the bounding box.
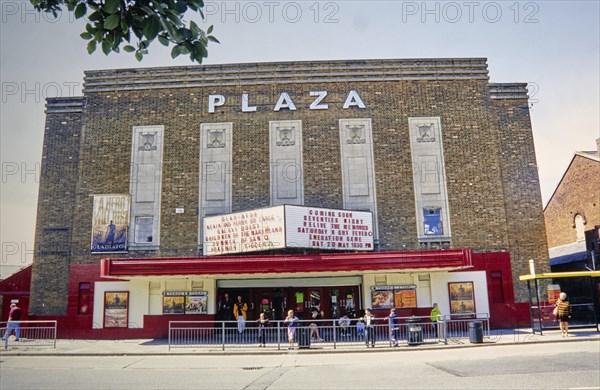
[545,155,600,248]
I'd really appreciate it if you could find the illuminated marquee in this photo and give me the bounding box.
[203,205,374,255]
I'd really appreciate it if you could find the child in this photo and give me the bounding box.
[338,314,351,336]
[284,309,299,349]
[256,312,269,347]
[356,317,366,338]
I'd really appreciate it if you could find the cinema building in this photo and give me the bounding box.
[5,58,550,337]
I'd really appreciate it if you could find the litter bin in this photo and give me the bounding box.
[297,326,311,349]
[406,317,423,346]
[469,321,483,343]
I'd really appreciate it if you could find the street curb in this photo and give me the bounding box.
[2,336,598,357]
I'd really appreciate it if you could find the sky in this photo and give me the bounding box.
[1,0,599,277]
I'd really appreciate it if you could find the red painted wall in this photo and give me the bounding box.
[0,266,32,322]
[469,252,530,328]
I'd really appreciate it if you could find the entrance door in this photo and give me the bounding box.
[324,286,360,318]
[252,288,286,321]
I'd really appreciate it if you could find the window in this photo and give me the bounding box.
[78,282,91,315]
[575,214,585,242]
[423,207,443,235]
[135,217,154,243]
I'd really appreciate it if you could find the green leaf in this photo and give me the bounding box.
[158,35,170,46]
[88,11,102,21]
[174,1,187,13]
[171,45,182,59]
[74,3,87,19]
[190,20,199,36]
[135,51,143,61]
[123,45,136,52]
[87,40,97,54]
[207,25,213,34]
[80,31,93,40]
[101,40,111,55]
[180,28,192,40]
[104,14,120,30]
[207,35,219,44]
[104,0,120,14]
[142,15,161,40]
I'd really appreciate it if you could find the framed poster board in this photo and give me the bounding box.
[394,287,417,308]
[185,293,208,314]
[163,295,185,314]
[371,289,394,309]
[104,291,129,328]
[448,282,475,315]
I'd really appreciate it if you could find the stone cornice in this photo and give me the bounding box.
[83,58,490,93]
[45,97,85,114]
[489,82,529,100]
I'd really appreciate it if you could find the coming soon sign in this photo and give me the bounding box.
[203,205,374,255]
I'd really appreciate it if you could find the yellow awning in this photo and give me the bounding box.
[519,270,600,281]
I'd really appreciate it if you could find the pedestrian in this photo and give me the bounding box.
[2,303,22,342]
[256,312,269,347]
[284,309,299,349]
[218,293,234,326]
[430,303,442,338]
[555,292,572,337]
[363,308,376,348]
[356,317,365,338]
[384,308,398,347]
[309,308,324,342]
[233,295,248,333]
[338,314,351,337]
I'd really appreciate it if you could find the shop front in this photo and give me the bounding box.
[92,248,490,337]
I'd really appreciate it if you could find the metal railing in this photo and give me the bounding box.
[1,320,57,350]
[168,314,490,350]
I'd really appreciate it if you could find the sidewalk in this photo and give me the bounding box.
[2,328,598,356]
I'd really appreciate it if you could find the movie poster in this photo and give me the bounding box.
[163,295,185,314]
[91,194,130,253]
[394,287,417,308]
[104,291,129,328]
[371,289,394,309]
[448,282,476,315]
[185,293,208,315]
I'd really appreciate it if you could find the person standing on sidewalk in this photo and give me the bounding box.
[384,308,398,347]
[233,295,248,334]
[430,303,442,338]
[256,312,269,347]
[555,292,572,337]
[2,303,21,342]
[363,308,376,348]
[284,309,299,350]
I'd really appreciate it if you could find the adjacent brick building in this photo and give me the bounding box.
[20,58,548,336]
[544,140,600,270]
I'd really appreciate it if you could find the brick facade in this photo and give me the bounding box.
[544,154,600,248]
[30,59,549,314]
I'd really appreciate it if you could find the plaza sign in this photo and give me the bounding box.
[203,205,374,255]
[207,90,366,113]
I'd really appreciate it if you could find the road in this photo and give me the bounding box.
[1,341,599,389]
